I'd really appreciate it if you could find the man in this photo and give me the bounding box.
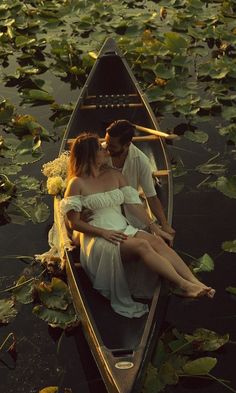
[104,119,175,237]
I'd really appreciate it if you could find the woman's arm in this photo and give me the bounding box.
[66,210,128,245]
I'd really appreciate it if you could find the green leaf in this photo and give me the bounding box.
[185,328,229,351]
[182,357,217,375]
[222,240,236,253]
[30,202,50,223]
[13,275,35,304]
[152,339,167,368]
[39,387,58,393]
[0,298,17,323]
[20,89,54,103]
[184,130,208,143]
[226,286,236,296]
[0,99,14,124]
[33,303,78,329]
[37,278,71,310]
[164,32,188,53]
[193,253,214,273]
[211,176,236,199]
[219,124,236,145]
[197,163,226,176]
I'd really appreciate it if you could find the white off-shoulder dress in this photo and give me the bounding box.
[60,186,149,318]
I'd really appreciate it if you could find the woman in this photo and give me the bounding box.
[61,133,215,318]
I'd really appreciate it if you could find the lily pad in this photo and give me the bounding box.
[182,357,217,375]
[20,89,54,104]
[13,275,35,304]
[37,278,72,310]
[164,32,188,53]
[184,130,208,143]
[39,388,58,393]
[222,240,236,253]
[211,176,236,198]
[33,303,78,329]
[193,253,214,273]
[0,298,17,324]
[184,328,229,351]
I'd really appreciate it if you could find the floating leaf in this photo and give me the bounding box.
[0,298,17,324]
[222,240,236,253]
[193,253,214,273]
[0,99,14,124]
[197,163,226,175]
[12,275,35,304]
[211,176,236,198]
[33,303,78,329]
[182,357,217,375]
[225,286,236,296]
[219,124,236,145]
[37,278,71,310]
[39,387,58,393]
[0,174,15,204]
[164,32,188,53]
[20,89,54,103]
[184,130,208,143]
[185,328,229,351]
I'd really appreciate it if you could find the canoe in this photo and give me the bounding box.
[59,38,173,393]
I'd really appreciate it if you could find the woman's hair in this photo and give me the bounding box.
[68,133,100,179]
[106,119,135,145]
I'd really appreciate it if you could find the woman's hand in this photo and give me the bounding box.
[150,222,174,246]
[100,229,128,245]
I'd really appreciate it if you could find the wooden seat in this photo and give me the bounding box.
[81,93,142,109]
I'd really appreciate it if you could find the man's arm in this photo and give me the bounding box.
[147,195,175,236]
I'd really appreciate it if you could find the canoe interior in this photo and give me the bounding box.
[70,247,157,351]
[60,38,172,393]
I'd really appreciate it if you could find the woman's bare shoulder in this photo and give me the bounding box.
[65,177,82,197]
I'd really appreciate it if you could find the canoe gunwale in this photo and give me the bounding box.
[59,37,173,393]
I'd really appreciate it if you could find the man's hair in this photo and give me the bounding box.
[106,120,135,145]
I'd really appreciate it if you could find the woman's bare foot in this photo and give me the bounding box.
[180,281,211,298]
[207,288,216,298]
[190,277,213,293]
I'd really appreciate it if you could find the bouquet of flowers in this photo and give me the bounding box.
[42,152,69,196]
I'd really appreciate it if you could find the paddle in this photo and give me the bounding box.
[133,124,178,140]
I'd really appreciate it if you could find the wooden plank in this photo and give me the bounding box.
[68,135,159,145]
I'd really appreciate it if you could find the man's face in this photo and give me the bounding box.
[105,134,127,157]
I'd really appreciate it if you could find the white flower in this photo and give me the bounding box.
[42,152,69,180]
[46,176,66,196]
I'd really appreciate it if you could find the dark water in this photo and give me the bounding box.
[1,73,236,393]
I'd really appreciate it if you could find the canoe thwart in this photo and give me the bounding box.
[81,93,142,110]
[134,124,179,140]
[68,135,160,145]
[81,103,143,109]
[152,170,170,177]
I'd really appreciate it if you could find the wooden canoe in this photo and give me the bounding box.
[59,38,173,393]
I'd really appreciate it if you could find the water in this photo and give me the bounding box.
[1,58,236,393]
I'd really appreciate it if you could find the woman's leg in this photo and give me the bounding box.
[120,237,213,298]
[134,231,215,297]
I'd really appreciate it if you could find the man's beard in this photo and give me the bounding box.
[109,148,125,157]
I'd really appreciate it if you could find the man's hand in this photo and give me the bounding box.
[80,208,94,222]
[150,223,174,247]
[161,223,176,237]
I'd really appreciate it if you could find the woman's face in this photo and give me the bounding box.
[95,143,110,166]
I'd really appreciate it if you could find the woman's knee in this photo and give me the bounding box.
[135,238,152,255]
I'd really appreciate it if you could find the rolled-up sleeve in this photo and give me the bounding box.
[138,156,156,197]
[60,196,82,215]
[120,186,142,204]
